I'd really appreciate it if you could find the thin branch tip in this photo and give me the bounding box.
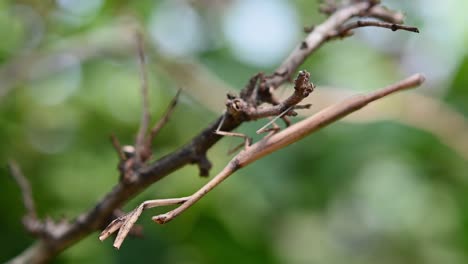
[415,73,426,84]
[135,32,150,164]
[8,160,37,220]
[402,73,425,89]
[148,88,182,145]
[338,20,420,37]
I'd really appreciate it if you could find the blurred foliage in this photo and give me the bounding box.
[448,55,468,115]
[1,0,467,263]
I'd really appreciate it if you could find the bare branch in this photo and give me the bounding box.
[147,89,181,145]
[8,160,37,220]
[264,1,405,90]
[110,134,126,161]
[340,20,419,34]
[7,161,54,238]
[135,32,151,164]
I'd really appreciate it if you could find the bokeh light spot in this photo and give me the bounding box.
[222,0,299,67]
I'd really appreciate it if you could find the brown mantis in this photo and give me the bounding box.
[100,72,425,249]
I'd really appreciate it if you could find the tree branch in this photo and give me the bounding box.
[135,32,151,164]
[8,1,420,262]
[8,160,37,220]
[147,89,181,146]
[263,1,413,90]
[340,20,419,34]
[110,134,125,161]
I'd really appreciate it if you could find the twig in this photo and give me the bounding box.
[264,1,402,90]
[147,89,182,145]
[265,2,412,91]
[7,160,48,238]
[340,20,419,34]
[135,32,151,164]
[100,73,424,247]
[8,160,37,220]
[110,134,125,161]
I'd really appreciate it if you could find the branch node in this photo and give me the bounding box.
[193,153,212,177]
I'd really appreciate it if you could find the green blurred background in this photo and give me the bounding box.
[1,0,468,263]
